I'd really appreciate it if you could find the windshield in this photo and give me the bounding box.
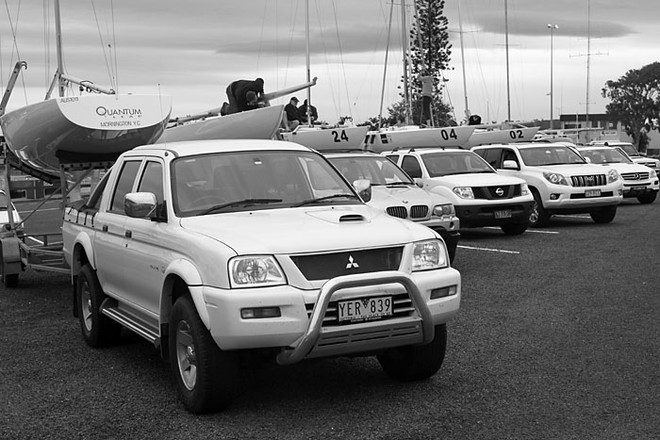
[519,146,586,166]
[580,148,631,164]
[328,155,413,185]
[618,144,639,156]
[172,150,358,216]
[421,151,495,177]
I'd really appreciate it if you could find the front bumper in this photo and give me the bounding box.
[455,200,534,227]
[541,183,623,212]
[199,268,461,362]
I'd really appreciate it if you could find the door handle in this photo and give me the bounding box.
[125,230,132,238]
[102,225,108,232]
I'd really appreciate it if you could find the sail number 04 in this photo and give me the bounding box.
[440,129,458,141]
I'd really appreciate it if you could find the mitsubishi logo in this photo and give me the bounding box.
[495,187,504,197]
[346,255,360,270]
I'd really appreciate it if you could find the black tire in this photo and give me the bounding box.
[500,221,528,235]
[590,205,617,224]
[77,264,122,347]
[170,295,239,414]
[2,272,18,288]
[377,324,447,381]
[637,192,657,204]
[528,191,550,228]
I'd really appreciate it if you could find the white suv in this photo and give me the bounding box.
[325,151,460,261]
[472,142,623,227]
[576,145,658,204]
[588,140,660,178]
[384,148,534,235]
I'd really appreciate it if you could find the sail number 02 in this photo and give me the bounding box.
[508,129,524,140]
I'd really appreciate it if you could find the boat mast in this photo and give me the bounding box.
[585,0,591,128]
[54,0,65,97]
[378,1,395,129]
[401,0,411,125]
[457,0,470,119]
[504,0,511,122]
[305,0,312,126]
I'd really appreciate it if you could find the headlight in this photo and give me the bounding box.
[432,203,455,217]
[229,255,286,288]
[542,171,568,186]
[452,186,474,199]
[521,183,530,196]
[412,239,448,271]
[607,168,620,183]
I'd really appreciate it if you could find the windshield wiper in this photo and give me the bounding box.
[383,181,415,187]
[199,198,282,215]
[292,193,360,207]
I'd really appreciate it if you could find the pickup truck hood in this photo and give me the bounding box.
[179,205,433,254]
[430,173,525,186]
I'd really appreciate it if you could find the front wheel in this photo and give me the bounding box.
[500,221,528,235]
[528,192,550,228]
[637,192,657,204]
[170,295,239,414]
[590,205,617,224]
[377,324,447,381]
[77,264,122,347]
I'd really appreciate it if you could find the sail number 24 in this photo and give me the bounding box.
[332,129,350,143]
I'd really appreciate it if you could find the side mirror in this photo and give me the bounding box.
[353,179,372,203]
[415,180,424,188]
[125,192,158,218]
[502,160,519,170]
[584,157,592,163]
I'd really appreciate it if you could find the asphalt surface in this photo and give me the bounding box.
[1,198,659,439]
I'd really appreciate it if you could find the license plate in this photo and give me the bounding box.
[494,209,512,219]
[632,186,646,191]
[338,296,392,323]
[585,189,601,197]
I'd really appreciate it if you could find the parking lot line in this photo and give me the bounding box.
[483,226,559,235]
[457,245,520,254]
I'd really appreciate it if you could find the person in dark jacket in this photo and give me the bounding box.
[284,96,300,130]
[298,99,318,124]
[224,78,265,114]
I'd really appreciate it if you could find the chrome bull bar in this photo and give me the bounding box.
[276,270,434,365]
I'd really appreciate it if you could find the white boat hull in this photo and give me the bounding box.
[0,94,172,174]
[464,126,540,148]
[362,125,475,152]
[280,125,369,151]
[157,105,284,144]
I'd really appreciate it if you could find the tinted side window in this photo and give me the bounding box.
[137,161,164,203]
[401,155,422,178]
[110,161,141,213]
[479,148,502,168]
[86,171,111,211]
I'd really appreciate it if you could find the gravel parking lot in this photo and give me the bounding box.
[1,199,659,439]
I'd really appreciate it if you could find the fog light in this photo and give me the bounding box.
[550,193,560,200]
[241,307,281,319]
[430,285,458,299]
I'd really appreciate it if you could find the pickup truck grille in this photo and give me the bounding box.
[621,171,650,181]
[305,292,414,327]
[386,205,428,219]
[290,247,403,281]
[472,185,521,200]
[571,174,606,187]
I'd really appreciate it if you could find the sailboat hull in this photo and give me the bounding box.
[464,126,540,148]
[363,125,475,152]
[157,105,284,144]
[0,94,172,174]
[281,126,369,151]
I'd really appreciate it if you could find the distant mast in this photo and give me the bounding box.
[504,0,511,122]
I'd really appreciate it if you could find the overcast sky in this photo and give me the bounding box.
[1,0,658,125]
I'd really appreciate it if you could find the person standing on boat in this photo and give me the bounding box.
[284,97,301,131]
[298,99,318,125]
[224,78,265,114]
[419,70,434,127]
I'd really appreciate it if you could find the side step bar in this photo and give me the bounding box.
[100,299,159,345]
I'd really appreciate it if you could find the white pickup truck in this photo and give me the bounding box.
[62,139,461,413]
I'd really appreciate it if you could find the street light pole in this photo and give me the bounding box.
[547,24,558,130]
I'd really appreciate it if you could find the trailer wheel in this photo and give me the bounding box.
[77,264,121,347]
[2,272,18,288]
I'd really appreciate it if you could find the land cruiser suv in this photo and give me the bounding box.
[324,150,460,261]
[576,145,658,204]
[472,142,623,227]
[384,148,534,235]
[588,140,660,177]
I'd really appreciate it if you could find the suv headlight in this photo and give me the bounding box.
[432,203,455,217]
[543,171,569,186]
[607,168,620,183]
[521,183,530,196]
[412,239,448,271]
[229,255,286,288]
[452,186,474,199]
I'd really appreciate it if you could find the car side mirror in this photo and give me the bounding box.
[502,159,519,170]
[125,192,158,219]
[415,180,423,188]
[584,157,592,163]
[353,179,372,203]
